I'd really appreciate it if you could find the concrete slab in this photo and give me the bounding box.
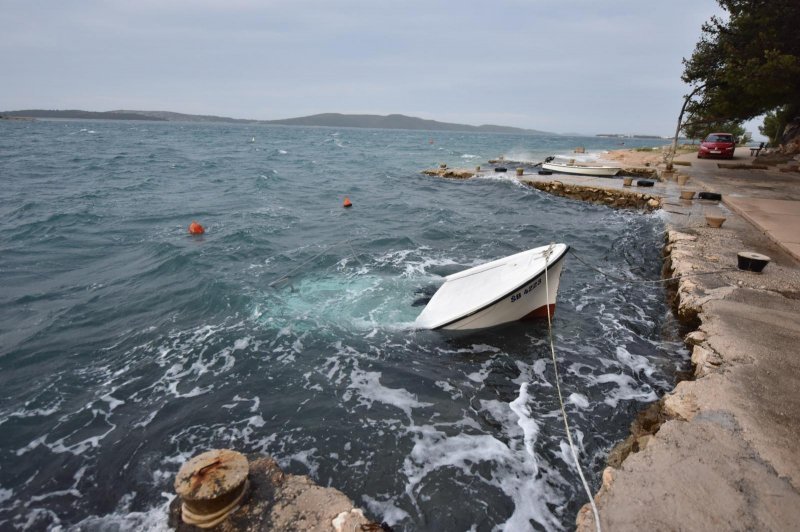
[785,243,800,258]
[725,197,800,257]
[728,198,800,216]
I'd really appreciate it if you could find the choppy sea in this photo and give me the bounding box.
[0,120,687,531]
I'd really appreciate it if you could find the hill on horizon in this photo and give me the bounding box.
[260,113,555,135]
[2,109,557,135]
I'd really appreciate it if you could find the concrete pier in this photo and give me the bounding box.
[422,166,664,210]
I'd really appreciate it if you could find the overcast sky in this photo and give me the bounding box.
[3,0,756,136]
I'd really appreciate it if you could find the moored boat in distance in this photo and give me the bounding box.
[415,243,569,331]
[541,161,621,177]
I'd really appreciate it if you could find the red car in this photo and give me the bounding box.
[697,133,736,159]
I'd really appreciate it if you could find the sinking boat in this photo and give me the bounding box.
[415,243,569,331]
[541,161,621,177]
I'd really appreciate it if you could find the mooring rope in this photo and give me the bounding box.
[543,244,602,532]
[568,248,739,285]
[268,239,369,288]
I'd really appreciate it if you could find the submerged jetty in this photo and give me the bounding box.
[422,164,662,210]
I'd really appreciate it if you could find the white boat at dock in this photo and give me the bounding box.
[415,243,569,331]
[542,159,621,177]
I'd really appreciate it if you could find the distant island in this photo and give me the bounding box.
[1,109,168,121]
[0,109,556,135]
[596,133,668,139]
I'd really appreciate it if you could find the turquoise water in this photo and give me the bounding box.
[0,120,685,531]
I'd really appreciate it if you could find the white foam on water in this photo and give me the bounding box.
[473,172,526,188]
[502,150,538,163]
[55,492,174,532]
[0,487,13,504]
[233,337,251,351]
[509,383,541,466]
[530,358,553,387]
[466,358,494,384]
[100,393,124,412]
[592,373,657,407]
[614,345,655,377]
[281,448,320,478]
[371,247,460,278]
[434,380,462,399]
[568,393,590,409]
[0,397,63,425]
[16,409,117,457]
[344,364,432,420]
[402,424,563,532]
[132,410,158,428]
[28,466,86,503]
[361,494,411,527]
[461,153,480,159]
[22,508,62,530]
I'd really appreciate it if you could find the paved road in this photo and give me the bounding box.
[677,147,800,260]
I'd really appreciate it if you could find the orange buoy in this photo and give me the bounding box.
[188,221,205,235]
[343,197,352,208]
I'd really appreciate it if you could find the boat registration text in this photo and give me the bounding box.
[510,278,542,303]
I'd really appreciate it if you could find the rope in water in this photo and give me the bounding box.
[568,248,739,285]
[268,243,339,288]
[267,236,372,288]
[544,244,602,532]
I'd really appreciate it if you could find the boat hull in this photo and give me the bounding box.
[416,244,569,331]
[542,162,620,177]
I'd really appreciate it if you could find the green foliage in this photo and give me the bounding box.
[682,0,800,122]
[682,116,747,142]
[759,107,792,145]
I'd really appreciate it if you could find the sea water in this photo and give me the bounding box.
[0,120,686,531]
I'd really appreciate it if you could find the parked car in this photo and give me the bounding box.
[697,133,736,159]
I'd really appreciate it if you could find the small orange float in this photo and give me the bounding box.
[343,197,352,208]
[188,221,205,235]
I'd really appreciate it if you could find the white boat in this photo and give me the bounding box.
[415,243,569,331]
[542,161,620,177]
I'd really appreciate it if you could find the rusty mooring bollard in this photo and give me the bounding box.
[174,449,250,529]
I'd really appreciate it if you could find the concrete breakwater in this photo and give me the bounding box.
[522,180,661,211]
[427,165,658,179]
[421,167,662,210]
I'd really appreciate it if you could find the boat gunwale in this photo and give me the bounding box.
[544,162,621,170]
